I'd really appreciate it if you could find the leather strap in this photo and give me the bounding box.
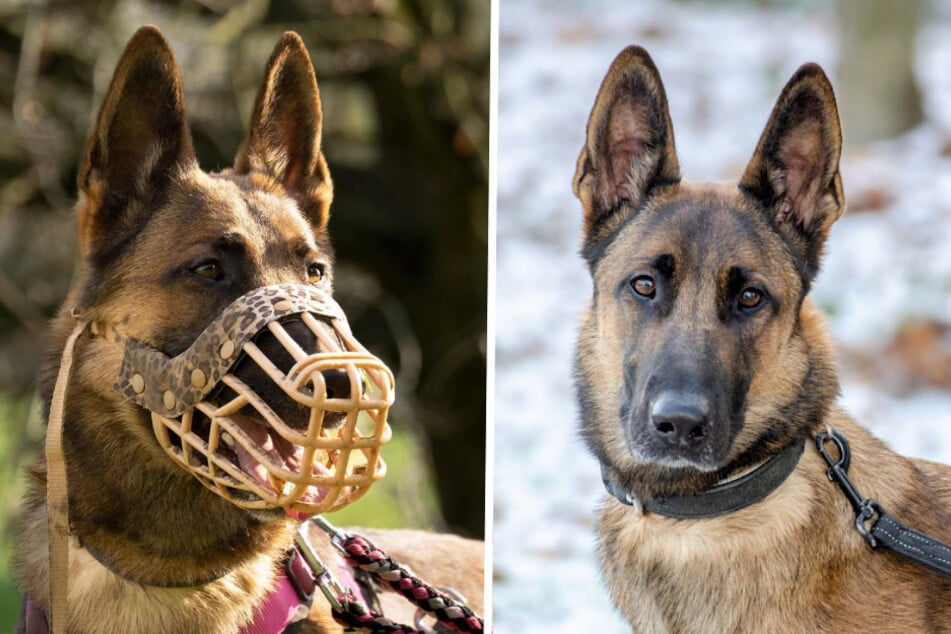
[817,430,951,579]
[45,320,87,634]
[870,510,951,578]
[601,439,806,519]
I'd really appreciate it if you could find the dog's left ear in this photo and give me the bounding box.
[235,32,333,232]
[739,63,844,280]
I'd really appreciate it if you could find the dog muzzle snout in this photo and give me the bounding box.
[110,284,395,517]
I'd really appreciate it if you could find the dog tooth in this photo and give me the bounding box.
[269,473,286,493]
[221,432,236,447]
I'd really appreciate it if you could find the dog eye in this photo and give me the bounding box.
[192,261,223,281]
[738,288,765,311]
[307,263,324,284]
[630,275,656,299]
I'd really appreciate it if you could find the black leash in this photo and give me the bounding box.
[816,429,951,579]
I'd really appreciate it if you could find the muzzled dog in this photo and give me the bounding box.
[14,26,482,633]
[573,47,951,633]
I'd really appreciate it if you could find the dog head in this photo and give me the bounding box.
[59,26,391,518]
[573,47,841,497]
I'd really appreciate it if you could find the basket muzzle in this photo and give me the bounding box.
[111,284,395,517]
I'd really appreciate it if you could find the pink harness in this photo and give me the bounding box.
[242,543,368,633]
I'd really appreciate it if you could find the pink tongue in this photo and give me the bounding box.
[227,416,331,506]
[231,416,282,489]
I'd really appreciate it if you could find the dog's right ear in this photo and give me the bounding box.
[77,26,194,258]
[573,46,680,243]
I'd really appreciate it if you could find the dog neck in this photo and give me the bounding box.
[63,438,295,588]
[600,438,806,519]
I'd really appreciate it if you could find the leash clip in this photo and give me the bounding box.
[293,524,347,612]
[815,430,881,548]
[854,500,882,548]
[309,515,349,556]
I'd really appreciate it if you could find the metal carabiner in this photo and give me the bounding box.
[309,515,349,556]
[294,522,348,611]
[815,430,865,511]
[815,429,850,474]
[816,429,883,549]
[854,500,881,548]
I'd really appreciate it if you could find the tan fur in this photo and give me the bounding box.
[575,47,951,633]
[14,25,483,633]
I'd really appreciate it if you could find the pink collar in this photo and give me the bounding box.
[241,566,311,633]
[241,545,369,633]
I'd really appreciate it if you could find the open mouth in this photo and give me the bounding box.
[207,412,341,506]
[133,286,395,515]
[166,403,367,511]
[151,359,392,516]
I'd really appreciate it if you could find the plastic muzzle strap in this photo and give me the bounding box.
[113,284,395,517]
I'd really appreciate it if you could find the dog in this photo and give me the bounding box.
[572,46,951,633]
[13,26,482,633]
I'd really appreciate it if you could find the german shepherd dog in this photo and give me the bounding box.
[13,26,482,633]
[573,47,951,632]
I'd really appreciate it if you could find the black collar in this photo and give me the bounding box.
[600,438,806,519]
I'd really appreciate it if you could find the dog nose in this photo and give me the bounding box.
[649,391,711,446]
[321,369,352,399]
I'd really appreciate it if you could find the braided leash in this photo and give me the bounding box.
[339,534,484,632]
[331,596,418,633]
[312,517,485,633]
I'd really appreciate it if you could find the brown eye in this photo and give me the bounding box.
[307,263,324,284]
[738,287,764,310]
[192,261,222,281]
[631,275,656,299]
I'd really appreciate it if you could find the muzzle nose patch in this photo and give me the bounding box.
[112,284,395,517]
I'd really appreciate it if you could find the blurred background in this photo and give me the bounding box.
[0,0,488,625]
[496,0,951,631]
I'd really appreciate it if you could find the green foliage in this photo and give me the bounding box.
[327,424,442,529]
[0,396,39,629]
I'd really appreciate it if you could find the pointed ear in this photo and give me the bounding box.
[78,25,194,258]
[573,46,680,242]
[234,32,333,232]
[739,63,844,279]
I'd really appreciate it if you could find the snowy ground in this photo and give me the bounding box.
[493,1,951,631]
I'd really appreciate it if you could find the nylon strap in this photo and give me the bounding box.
[46,320,87,634]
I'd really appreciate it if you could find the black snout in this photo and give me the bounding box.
[649,391,711,447]
[215,316,341,430]
[321,368,351,399]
